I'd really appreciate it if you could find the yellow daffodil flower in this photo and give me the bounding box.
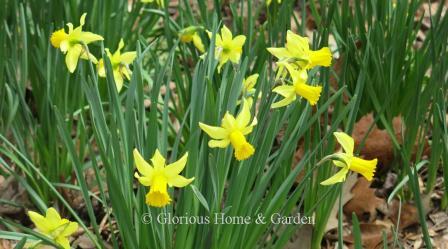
[179,26,205,53]
[267,30,332,75]
[50,13,103,73]
[134,149,194,208]
[208,25,246,72]
[28,208,78,249]
[199,99,257,161]
[320,132,378,185]
[241,74,260,107]
[141,0,164,8]
[271,62,322,108]
[243,74,259,96]
[97,39,137,91]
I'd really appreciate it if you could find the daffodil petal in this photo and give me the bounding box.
[221,112,236,130]
[46,207,62,223]
[28,211,52,233]
[133,149,153,177]
[55,236,70,249]
[79,13,87,26]
[271,94,296,108]
[164,152,188,177]
[65,44,83,73]
[192,33,205,53]
[60,221,78,237]
[97,59,106,77]
[199,122,228,139]
[66,23,74,33]
[79,51,98,64]
[78,32,104,44]
[286,30,309,52]
[151,149,166,169]
[113,70,124,92]
[240,116,257,135]
[228,49,242,64]
[120,52,137,64]
[333,132,354,156]
[221,25,233,41]
[267,47,290,59]
[236,99,251,129]
[122,68,132,80]
[232,35,246,49]
[332,160,346,168]
[243,74,259,92]
[135,172,152,186]
[320,167,349,185]
[167,175,194,187]
[272,85,296,97]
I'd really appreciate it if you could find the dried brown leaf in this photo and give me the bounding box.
[343,178,385,222]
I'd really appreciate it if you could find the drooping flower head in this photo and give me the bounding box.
[179,26,205,53]
[199,99,257,161]
[50,13,103,73]
[134,149,194,208]
[209,25,246,72]
[97,39,137,91]
[267,30,332,77]
[320,132,378,185]
[28,208,78,249]
[271,62,322,108]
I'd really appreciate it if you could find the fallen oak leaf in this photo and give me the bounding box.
[343,177,385,222]
[390,194,431,230]
[388,200,419,230]
[352,113,403,171]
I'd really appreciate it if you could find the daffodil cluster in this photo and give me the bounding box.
[28,208,78,249]
[134,149,195,207]
[268,30,332,108]
[51,14,136,91]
